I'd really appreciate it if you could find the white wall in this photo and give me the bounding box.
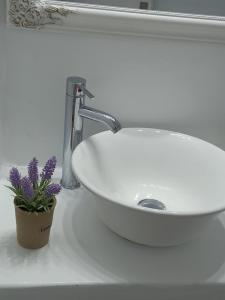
[0,1,6,163]
[1,1,225,166]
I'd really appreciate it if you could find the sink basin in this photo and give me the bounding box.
[72,128,225,246]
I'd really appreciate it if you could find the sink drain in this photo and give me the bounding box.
[138,199,166,210]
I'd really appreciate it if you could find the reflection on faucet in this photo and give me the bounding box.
[61,76,121,189]
[79,106,121,133]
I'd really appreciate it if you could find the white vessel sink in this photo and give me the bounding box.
[72,128,225,246]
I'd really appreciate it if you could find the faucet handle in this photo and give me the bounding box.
[79,85,95,100]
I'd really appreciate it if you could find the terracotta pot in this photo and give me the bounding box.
[14,199,56,249]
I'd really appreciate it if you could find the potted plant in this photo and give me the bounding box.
[6,156,61,249]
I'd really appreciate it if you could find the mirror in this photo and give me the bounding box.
[54,0,225,18]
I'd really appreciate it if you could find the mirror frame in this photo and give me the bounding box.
[7,0,225,43]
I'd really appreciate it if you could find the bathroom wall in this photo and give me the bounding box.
[0,3,6,164]
[1,1,225,166]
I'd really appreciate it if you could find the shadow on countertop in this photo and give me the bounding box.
[63,189,225,284]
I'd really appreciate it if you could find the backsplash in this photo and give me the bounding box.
[1,1,225,165]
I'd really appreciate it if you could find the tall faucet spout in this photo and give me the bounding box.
[61,76,122,190]
[79,106,121,133]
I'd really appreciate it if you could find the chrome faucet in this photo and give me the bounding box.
[61,76,121,189]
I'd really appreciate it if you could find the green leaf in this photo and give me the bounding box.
[5,185,18,194]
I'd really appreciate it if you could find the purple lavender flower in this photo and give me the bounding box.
[40,156,57,181]
[28,157,38,185]
[9,167,21,189]
[45,183,61,198]
[21,177,34,200]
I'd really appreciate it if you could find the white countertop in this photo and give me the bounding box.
[1,167,225,298]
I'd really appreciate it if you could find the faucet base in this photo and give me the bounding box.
[60,180,81,190]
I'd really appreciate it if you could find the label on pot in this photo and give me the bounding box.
[41,224,51,232]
